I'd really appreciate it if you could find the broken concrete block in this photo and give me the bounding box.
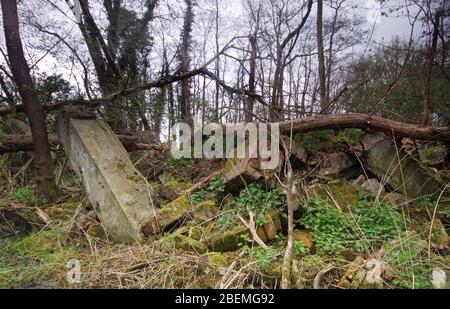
[362,178,385,193]
[339,257,383,289]
[256,226,268,243]
[323,152,354,173]
[145,195,191,234]
[352,175,366,186]
[173,234,207,253]
[317,167,339,181]
[201,252,229,267]
[263,213,281,241]
[222,158,267,191]
[192,200,218,223]
[293,230,313,249]
[207,225,250,252]
[364,259,383,285]
[361,133,444,198]
[280,136,308,167]
[57,113,155,243]
[159,173,192,195]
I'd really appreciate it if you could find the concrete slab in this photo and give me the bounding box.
[57,112,156,242]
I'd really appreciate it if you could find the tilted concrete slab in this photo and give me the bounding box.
[57,112,156,243]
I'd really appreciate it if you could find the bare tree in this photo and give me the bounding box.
[316,0,327,112]
[179,0,194,126]
[1,0,56,201]
[421,9,442,124]
[268,0,313,121]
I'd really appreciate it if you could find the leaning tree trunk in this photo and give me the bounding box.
[1,0,57,201]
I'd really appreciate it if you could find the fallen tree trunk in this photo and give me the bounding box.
[0,99,105,117]
[0,133,167,154]
[279,113,450,143]
[1,113,449,154]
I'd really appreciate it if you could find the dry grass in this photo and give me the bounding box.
[55,238,275,289]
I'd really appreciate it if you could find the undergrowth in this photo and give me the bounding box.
[300,192,406,254]
[0,223,79,288]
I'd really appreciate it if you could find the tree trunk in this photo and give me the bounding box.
[271,48,283,122]
[179,0,194,126]
[316,0,328,112]
[0,133,167,154]
[214,0,220,122]
[1,0,56,201]
[421,11,441,125]
[279,113,450,142]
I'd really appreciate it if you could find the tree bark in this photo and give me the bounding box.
[246,31,258,123]
[316,0,328,112]
[279,113,450,142]
[421,11,441,125]
[1,0,56,201]
[179,0,194,126]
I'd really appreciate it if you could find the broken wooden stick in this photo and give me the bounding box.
[182,169,223,196]
[237,211,268,250]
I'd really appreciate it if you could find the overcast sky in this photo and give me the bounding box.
[0,0,424,87]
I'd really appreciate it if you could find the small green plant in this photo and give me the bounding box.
[334,129,364,145]
[189,190,206,206]
[349,191,406,250]
[251,246,277,269]
[293,241,310,260]
[418,197,435,208]
[217,213,236,230]
[293,130,334,151]
[300,195,406,255]
[274,233,286,247]
[300,198,354,254]
[385,236,432,289]
[257,214,266,226]
[165,157,194,168]
[207,176,225,195]
[419,145,445,165]
[163,233,176,247]
[232,183,285,218]
[11,188,34,204]
[168,256,179,265]
[238,234,251,255]
[238,235,278,270]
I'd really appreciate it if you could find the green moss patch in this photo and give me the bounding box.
[0,224,79,288]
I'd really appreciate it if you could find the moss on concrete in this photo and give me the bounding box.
[159,173,192,192]
[202,252,229,267]
[306,179,360,210]
[147,195,192,234]
[194,200,218,223]
[207,225,249,252]
[173,234,207,253]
